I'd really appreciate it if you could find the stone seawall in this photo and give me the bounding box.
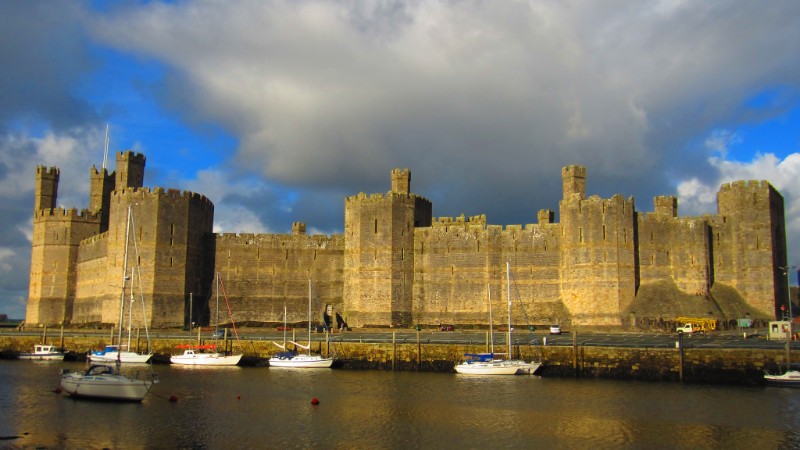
[0,335,786,385]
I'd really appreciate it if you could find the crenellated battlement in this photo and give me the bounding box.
[345,191,431,205]
[36,166,60,177]
[111,186,214,207]
[34,207,102,221]
[719,179,772,192]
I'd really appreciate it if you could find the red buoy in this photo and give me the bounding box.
[169,395,178,402]
[54,387,62,394]
[311,397,320,405]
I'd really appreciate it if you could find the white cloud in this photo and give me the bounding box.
[677,151,800,266]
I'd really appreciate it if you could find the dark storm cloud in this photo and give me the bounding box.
[0,2,98,129]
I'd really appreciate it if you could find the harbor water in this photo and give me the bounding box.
[1,360,799,449]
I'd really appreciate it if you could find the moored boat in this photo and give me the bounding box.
[59,363,158,401]
[764,369,800,387]
[89,344,152,364]
[170,346,242,366]
[19,344,65,361]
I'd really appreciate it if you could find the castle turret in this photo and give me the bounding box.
[292,222,307,235]
[115,151,146,192]
[562,165,586,199]
[654,196,678,217]
[27,167,102,326]
[391,168,410,194]
[34,166,59,211]
[559,166,636,325]
[89,165,115,231]
[715,180,786,318]
[344,168,432,327]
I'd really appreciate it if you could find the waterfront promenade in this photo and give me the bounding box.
[1,326,795,385]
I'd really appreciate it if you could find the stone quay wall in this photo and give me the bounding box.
[0,334,786,385]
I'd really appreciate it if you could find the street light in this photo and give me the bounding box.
[779,265,797,321]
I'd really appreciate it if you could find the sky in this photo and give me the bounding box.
[2,0,800,320]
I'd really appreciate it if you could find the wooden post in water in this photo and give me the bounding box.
[196,325,201,346]
[42,325,47,345]
[392,332,396,371]
[326,329,330,357]
[678,331,684,382]
[416,330,421,371]
[572,331,578,376]
[110,326,115,345]
[60,325,64,350]
[486,330,490,353]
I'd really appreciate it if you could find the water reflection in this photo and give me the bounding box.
[2,361,800,449]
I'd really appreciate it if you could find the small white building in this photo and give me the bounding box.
[768,321,796,340]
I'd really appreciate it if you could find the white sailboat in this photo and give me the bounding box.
[60,204,158,401]
[269,280,334,368]
[89,205,152,364]
[455,262,541,375]
[171,272,243,366]
[59,363,157,401]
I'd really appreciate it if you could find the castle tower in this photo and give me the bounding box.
[89,165,115,231]
[391,168,410,194]
[27,167,102,326]
[559,166,636,325]
[715,180,785,318]
[82,187,215,328]
[654,196,677,217]
[292,222,307,235]
[34,166,59,211]
[562,165,586,199]
[343,169,432,327]
[115,151,146,192]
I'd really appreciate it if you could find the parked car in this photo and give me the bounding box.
[549,324,562,335]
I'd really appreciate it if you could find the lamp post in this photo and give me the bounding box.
[779,266,796,322]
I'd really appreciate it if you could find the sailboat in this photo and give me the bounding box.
[60,204,158,401]
[455,262,541,375]
[269,280,334,368]
[170,272,243,366]
[764,320,800,386]
[89,206,152,364]
[59,363,157,402]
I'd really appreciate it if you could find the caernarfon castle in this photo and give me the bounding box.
[26,151,788,329]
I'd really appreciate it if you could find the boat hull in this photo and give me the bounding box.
[170,352,243,366]
[59,373,154,401]
[455,360,541,375]
[268,355,334,368]
[764,370,800,387]
[19,353,65,361]
[89,351,152,364]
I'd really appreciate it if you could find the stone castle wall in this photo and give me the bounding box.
[26,151,788,329]
[212,231,344,326]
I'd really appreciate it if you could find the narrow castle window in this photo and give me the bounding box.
[374,219,378,234]
[579,228,583,243]
[603,225,606,241]
[170,223,175,235]
[170,257,173,267]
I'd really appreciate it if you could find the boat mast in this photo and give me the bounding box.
[117,205,132,348]
[488,284,494,354]
[307,279,312,355]
[506,261,512,358]
[215,272,220,332]
[127,266,134,350]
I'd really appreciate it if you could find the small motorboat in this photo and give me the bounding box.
[18,344,65,361]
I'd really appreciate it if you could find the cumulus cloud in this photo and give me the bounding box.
[3,0,800,316]
[89,0,800,218]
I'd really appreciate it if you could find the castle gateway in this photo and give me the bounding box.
[26,152,788,329]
